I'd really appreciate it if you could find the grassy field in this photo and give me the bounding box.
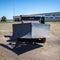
[46,22,60,38]
[0,22,60,60]
[0,22,60,38]
[0,22,20,31]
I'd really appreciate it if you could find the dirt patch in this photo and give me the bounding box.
[0,32,60,60]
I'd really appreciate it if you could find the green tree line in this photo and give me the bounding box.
[0,16,7,22]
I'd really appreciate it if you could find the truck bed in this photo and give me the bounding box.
[13,23,50,39]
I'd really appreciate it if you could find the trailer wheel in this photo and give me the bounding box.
[39,38,46,43]
[14,39,22,48]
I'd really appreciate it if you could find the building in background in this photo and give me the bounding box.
[13,12,60,22]
[13,15,45,21]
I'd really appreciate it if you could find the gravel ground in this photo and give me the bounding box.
[0,32,60,60]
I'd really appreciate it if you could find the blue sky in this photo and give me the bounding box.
[0,0,60,19]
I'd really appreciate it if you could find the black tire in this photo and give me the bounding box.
[39,38,46,43]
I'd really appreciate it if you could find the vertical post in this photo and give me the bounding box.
[20,15,23,23]
[41,17,45,24]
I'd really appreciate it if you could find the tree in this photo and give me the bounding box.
[1,16,7,22]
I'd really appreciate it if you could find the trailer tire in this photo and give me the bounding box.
[39,38,46,43]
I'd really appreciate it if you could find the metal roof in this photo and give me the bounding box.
[20,15,45,17]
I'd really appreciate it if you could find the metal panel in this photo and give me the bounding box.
[13,23,31,38]
[32,23,50,38]
[13,23,50,38]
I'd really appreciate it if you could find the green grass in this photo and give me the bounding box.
[0,22,60,37]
